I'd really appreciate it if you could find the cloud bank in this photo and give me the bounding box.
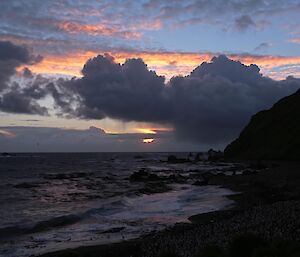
[1,41,300,147]
[50,54,300,145]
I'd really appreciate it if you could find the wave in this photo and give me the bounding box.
[0,214,81,239]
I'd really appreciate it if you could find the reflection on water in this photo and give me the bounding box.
[0,153,237,257]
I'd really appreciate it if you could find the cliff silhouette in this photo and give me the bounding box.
[225,89,300,160]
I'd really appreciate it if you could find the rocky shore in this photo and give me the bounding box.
[40,161,300,257]
[141,200,300,257]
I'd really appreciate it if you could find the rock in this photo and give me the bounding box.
[207,149,224,161]
[138,182,171,194]
[194,152,207,162]
[225,89,300,160]
[167,155,189,163]
[167,174,185,183]
[1,152,15,157]
[129,170,159,182]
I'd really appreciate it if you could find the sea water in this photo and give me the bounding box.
[0,153,236,257]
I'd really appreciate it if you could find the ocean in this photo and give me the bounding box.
[0,153,236,257]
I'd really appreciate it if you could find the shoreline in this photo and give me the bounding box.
[40,161,300,257]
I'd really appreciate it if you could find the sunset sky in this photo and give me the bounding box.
[1,0,300,151]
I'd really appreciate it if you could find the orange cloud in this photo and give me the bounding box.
[57,21,142,39]
[4,32,298,80]
[136,127,173,134]
[27,51,212,77]
[230,54,300,68]
[25,50,300,80]
[137,128,157,134]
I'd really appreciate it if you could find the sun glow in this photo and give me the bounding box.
[137,128,157,134]
[143,138,155,143]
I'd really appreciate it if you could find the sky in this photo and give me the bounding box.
[1,0,300,152]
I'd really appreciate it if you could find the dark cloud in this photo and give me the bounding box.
[0,40,42,64]
[58,55,168,121]
[0,41,33,91]
[49,54,300,146]
[0,41,299,146]
[0,40,42,91]
[0,89,48,115]
[0,41,48,115]
[234,15,256,31]
[167,57,299,143]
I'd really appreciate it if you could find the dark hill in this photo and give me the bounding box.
[224,89,300,160]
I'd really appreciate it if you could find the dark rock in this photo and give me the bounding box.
[138,182,171,194]
[1,152,16,157]
[167,155,179,163]
[129,170,159,182]
[167,155,189,163]
[194,153,203,162]
[225,89,300,160]
[167,174,185,183]
[207,149,224,161]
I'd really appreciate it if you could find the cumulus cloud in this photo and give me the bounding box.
[1,41,299,146]
[0,41,41,91]
[57,55,168,121]
[48,54,300,146]
[0,41,48,114]
[0,89,48,115]
[167,57,300,143]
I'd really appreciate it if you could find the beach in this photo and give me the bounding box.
[0,153,243,256]
[39,161,300,257]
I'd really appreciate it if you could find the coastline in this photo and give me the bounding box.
[39,161,300,257]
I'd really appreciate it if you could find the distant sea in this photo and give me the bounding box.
[0,153,235,257]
